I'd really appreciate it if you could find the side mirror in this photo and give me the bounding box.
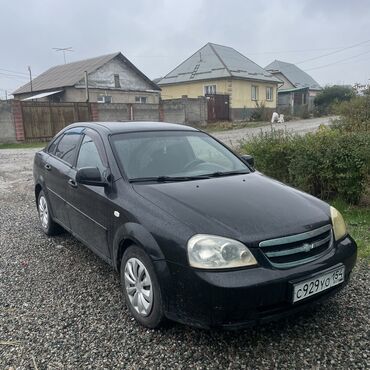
[76,167,107,187]
[240,154,255,168]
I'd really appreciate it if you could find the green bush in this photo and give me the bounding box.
[314,85,355,115]
[241,127,370,204]
[333,94,370,132]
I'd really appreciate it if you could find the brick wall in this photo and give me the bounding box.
[11,100,25,141]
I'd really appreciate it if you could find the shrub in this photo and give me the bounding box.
[333,94,370,132]
[241,127,370,204]
[250,101,271,121]
[314,85,355,115]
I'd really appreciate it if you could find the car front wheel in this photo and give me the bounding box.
[120,245,165,328]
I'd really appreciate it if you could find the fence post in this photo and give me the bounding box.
[181,95,188,123]
[12,100,25,141]
[128,103,134,120]
[159,99,164,122]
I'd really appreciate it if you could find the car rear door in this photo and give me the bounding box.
[66,129,111,260]
[45,128,83,230]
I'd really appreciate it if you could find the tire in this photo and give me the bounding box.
[120,245,165,329]
[37,190,61,236]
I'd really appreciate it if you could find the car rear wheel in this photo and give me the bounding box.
[38,190,61,236]
[120,245,165,328]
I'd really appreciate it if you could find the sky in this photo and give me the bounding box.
[1,0,370,99]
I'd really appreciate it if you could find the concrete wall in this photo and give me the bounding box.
[162,97,207,124]
[0,101,16,143]
[94,98,207,124]
[133,104,160,121]
[160,78,277,110]
[97,103,130,121]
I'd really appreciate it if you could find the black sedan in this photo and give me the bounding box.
[33,121,357,329]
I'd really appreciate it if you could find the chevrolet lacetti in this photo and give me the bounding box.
[33,121,357,329]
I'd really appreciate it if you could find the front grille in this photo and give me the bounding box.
[259,224,333,269]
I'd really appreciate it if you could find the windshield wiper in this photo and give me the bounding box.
[205,170,250,177]
[129,175,211,183]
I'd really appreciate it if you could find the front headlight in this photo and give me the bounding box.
[330,206,347,241]
[187,234,257,269]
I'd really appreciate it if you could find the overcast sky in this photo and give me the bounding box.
[1,0,369,98]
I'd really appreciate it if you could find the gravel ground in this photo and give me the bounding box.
[0,148,369,370]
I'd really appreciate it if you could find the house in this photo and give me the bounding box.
[158,43,281,120]
[265,60,322,115]
[12,52,161,104]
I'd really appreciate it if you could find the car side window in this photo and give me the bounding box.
[48,135,62,155]
[76,134,105,173]
[54,130,82,165]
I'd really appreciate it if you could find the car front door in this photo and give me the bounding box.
[45,128,83,230]
[66,129,111,260]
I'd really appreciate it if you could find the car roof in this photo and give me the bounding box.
[66,121,199,134]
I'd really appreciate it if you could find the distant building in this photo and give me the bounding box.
[13,52,160,104]
[158,43,280,120]
[265,60,322,115]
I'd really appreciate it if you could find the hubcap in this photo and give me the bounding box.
[124,257,153,316]
[38,196,49,229]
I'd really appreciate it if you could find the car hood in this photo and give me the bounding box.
[133,173,331,246]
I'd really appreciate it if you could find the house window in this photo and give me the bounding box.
[266,87,273,101]
[204,85,216,95]
[114,74,120,88]
[251,85,259,101]
[97,95,112,103]
[135,96,147,104]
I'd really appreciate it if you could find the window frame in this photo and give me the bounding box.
[75,128,109,170]
[266,86,273,101]
[204,85,217,95]
[48,128,84,167]
[114,74,121,88]
[97,95,112,104]
[135,96,147,104]
[251,85,259,101]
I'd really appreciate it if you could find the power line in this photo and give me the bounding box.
[295,38,370,64]
[0,72,29,81]
[0,67,29,76]
[305,49,370,71]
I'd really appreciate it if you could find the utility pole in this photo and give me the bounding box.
[84,71,89,102]
[28,66,33,92]
[5,90,8,101]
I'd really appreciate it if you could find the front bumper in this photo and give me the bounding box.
[155,235,357,329]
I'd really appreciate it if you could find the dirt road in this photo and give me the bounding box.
[212,116,335,148]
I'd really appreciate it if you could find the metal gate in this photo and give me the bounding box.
[21,102,91,140]
[206,94,229,122]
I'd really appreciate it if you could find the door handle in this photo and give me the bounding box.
[44,163,51,171]
[68,179,77,188]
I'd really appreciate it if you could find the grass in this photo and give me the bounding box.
[0,142,45,149]
[191,121,270,133]
[332,198,370,261]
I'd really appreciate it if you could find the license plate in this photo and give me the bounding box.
[292,266,345,303]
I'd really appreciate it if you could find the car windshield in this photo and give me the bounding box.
[111,131,250,182]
